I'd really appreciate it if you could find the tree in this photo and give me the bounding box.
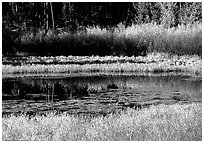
[50,2,55,29]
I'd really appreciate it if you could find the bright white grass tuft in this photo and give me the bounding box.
[2,103,201,141]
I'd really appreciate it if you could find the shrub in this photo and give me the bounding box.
[5,22,202,56]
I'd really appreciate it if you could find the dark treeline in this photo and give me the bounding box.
[2,2,202,56]
[3,2,202,30]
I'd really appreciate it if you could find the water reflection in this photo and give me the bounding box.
[3,73,201,101]
[2,73,202,117]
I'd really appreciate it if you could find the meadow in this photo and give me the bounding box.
[2,3,202,141]
[2,18,202,142]
[2,23,202,141]
[2,102,202,141]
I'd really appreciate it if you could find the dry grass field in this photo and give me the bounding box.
[2,102,201,141]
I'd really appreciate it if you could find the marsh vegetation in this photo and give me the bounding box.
[2,103,201,141]
[2,2,202,141]
[2,73,202,141]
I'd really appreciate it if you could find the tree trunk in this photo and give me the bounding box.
[50,2,55,29]
[15,3,18,27]
[46,2,49,30]
[11,2,14,28]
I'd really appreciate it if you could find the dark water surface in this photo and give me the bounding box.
[2,73,202,117]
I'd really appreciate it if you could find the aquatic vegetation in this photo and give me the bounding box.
[2,53,201,76]
[2,103,201,141]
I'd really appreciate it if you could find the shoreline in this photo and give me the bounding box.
[2,71,202,79]
[2,53,202,77]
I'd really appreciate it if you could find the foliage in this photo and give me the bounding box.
[2,2,202,29]
[3,22,201,56]
[2,2,202,56]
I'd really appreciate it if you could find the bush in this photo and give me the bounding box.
[4,22,202,56]
[2,27,21,55]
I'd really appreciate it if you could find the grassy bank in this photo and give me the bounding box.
[2,53,202,75]
[4,23,202,56]
[2,103,202,141]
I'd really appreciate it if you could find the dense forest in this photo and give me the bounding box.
[2,2,202,56]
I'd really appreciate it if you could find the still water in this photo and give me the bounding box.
[2,73,202,116]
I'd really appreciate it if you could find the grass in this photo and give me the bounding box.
[2,53,202,75]
[4,22,202,56]
[2,102,202,141]
[123,23,202,56]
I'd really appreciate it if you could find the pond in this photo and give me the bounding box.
[2,72,202,117]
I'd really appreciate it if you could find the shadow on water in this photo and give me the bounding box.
[2,73,202,118]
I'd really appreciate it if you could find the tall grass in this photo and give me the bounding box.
[2,53,202,75]
[15,23,202,56]
[120,23,202,55]
[2,103,201,141]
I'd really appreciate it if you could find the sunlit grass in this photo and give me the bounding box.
[122,23,202,55]
[2,102,202,141]
[2,53,201,75]
[16,23,202,56]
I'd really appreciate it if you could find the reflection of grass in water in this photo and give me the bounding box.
[2,103,201,141]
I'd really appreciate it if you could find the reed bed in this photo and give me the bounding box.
[17,23,202,56]
[2,102,202,141]
[123,23,202,55]
[2,53,202,75]
[3,52,201,65]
